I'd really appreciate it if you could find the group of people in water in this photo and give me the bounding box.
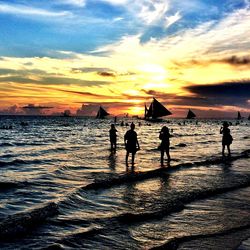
[109,121,233,167]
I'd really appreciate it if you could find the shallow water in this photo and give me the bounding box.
[0,116,249,249]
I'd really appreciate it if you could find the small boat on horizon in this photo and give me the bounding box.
[62,110,71,117]
[96,106,109,119]
[186,109,196,119]
[144,98,172,122]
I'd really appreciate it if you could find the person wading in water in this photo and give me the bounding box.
[124,123,140,167]
[159,126,171,166]
[220,121,233,157]
[109,124,117,152]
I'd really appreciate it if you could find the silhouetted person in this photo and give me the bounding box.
[159,126,171,165]
[220,121,233,157]
[124,122,140,167]
[109,124,117,152]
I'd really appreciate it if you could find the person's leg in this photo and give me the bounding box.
[126,152,129,166]
[222,145,225,156]
[227,145,231,156]
[166,147,171,161]
[161,150,164,166]
[132,153,135,166]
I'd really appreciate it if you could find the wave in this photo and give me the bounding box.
[14,142,47,146]
[82,149,250,191]
[115,177,250,224]
[59,226,103,242]
[174,133,214,137]
[0,159,27,167]
[175,143,187,147]
[0,158,45,167]
[0,181,29,191]
[0,202,58,240]
[0,142,14,147]
[55,180,250,247]
[150,223,250,250]
[0,153,15,158]
[42,226,103,249]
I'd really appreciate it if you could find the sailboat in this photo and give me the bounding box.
[144,98,172,122]
[96,106,109,119]
[237,111,242,120]
[186,109,196,119]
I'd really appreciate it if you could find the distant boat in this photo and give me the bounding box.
[186,109,196,119]
[62,110,71,117]
[237,111,242,120]
[96,106,109,119]
[144,98,172,122]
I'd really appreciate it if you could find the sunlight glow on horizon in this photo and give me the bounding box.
[0,0,250,117]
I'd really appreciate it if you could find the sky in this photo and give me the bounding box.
[0,0,250,117]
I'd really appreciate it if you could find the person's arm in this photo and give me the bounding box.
[220,127,223,134]
[136,136,140,149]
[124,133,127,147]
[159,132,163,140]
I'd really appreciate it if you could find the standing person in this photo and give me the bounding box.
[220,121,233,157]
[124,122,140,167]
[109,124,117,152]
[159,126,171,165]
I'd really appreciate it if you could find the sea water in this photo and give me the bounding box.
[0,116,249,249]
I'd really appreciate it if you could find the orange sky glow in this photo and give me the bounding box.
[0,2,250,117]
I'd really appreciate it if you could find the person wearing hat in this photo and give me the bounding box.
[124,122,140,167]
[220,121,233,157]
[159,126,171,165]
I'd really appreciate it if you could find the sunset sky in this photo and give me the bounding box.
[0,0,250,117]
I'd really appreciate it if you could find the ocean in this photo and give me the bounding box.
[0,116,249,249]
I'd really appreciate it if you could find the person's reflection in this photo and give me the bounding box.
[108,151,117,170]
[126,164,136,173]
[123,182,137,208]
[222,160,232,173]
[161,161,171,168]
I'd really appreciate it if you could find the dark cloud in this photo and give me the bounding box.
[71,67,135,77]
[0,95,56,99]
[0,68,111,86]
[51,88,119,99]
[185,81,250,107]
[222,55,250,65]
[143,89,211,107]
[23,62,33,66]
[143,81,250,108]
[0,76,39,84]
[41,76,110,86]
[185,81,250,98]
[22,104,53,109]
[22,104,53,115]
[71,67,110,73]
[173,55,250,68]
[97,71,116,77]
[0,68,47,75]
